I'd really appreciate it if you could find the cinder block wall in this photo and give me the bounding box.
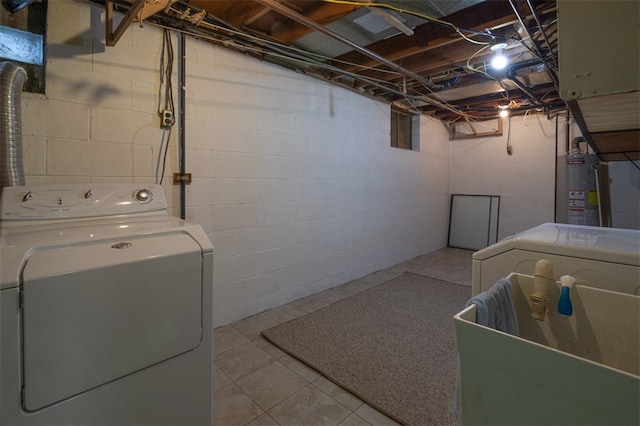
[448,115,565,239]
[20,1,452,327]
[23,1,174,196]
[17,1,581,327]
[184,40,452,325]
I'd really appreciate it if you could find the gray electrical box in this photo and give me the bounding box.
[558,0,639,101]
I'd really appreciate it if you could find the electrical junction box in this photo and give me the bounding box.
[161,110,173,129]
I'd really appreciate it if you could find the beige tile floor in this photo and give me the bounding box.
[213,247,473,426]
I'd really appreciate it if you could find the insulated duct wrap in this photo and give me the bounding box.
[0,61,28,188]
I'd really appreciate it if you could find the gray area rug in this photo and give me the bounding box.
[261,272,471,426]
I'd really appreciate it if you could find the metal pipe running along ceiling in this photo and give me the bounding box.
[253,0,445,107]
[92,0,565,121]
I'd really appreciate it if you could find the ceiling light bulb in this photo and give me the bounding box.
[491,50,508,70]
[499,109,509,118]
[490,42,509,70]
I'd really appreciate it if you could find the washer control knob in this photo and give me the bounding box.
[134,188,153,203]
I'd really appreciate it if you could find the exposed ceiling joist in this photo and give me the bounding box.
[95,0,566,122]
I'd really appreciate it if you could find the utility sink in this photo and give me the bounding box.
[455,273,640,425]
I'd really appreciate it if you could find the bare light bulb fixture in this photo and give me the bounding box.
[490,43,508,70]
[498,104,509,118]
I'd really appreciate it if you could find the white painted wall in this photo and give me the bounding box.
[18,1,451,327]
[184,40,452,325]
[20,1,620,327]
[449,114,566,239]
[609,161,640,230]
[22,1,174,194]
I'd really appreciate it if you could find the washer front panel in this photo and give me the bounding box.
[21,233,203,411]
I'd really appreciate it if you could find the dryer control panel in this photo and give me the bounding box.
[0,184,168,221]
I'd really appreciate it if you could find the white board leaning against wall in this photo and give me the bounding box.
[448,194,500,250]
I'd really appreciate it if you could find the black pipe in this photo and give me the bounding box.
[508,0,559,92]
[565,110,570,153]
[426,76,461,90]
[178,32,186,220]
[525,0,559,72]
[554,114,558,222]
[506,59,546,106]
[451,99,566,113]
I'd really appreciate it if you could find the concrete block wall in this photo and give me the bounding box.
[18,1,452,327]
[449,114,564,239]
[183,39,452,325]
[15,1,579,327]
[22,0,176,215]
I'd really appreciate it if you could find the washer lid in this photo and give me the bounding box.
[473,223,640,266]
[1,215,213,290]
[21,232,203,412]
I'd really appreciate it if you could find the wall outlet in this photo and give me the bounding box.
[161,110,173,129]
[173,173,192,185]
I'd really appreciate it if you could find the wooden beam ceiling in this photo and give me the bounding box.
[104,0,563,121]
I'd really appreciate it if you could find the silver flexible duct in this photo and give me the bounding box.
[0,61,28,188]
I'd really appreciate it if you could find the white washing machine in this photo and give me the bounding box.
[472,222,640,296]
[0,183,214,425]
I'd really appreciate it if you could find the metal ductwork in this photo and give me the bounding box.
[1,0,40,14]
[0,62,28,188]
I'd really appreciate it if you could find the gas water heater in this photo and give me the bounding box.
[564,137,601,226]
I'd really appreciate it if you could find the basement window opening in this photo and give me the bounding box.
[391,108,419,151]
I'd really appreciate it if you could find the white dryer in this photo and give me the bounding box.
[472,223,640,296]
[0,184,214,425]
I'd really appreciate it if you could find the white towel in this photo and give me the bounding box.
[465,277,519,335]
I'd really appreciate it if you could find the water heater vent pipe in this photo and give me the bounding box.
[570,136,586,154]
